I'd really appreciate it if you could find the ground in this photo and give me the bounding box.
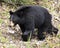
[0,5,60,48]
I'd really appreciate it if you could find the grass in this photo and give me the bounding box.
[0,19,3,24]
[0,3,60,48]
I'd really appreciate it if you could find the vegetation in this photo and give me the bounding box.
[0,0,60,48]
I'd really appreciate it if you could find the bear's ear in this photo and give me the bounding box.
[9,11,13,14]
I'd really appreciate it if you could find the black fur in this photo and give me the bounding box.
[9,5,58,41]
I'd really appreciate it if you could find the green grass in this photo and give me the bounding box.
[0,36,8,43]
[0,19,3,24]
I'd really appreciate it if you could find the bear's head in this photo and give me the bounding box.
[9,10,25,27]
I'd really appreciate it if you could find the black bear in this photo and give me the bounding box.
[9,5,58,41]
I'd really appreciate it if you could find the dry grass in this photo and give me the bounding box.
[0,4,60,48]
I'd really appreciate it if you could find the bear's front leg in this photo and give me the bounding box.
[21,15,34,41]
[22,30,33,41]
